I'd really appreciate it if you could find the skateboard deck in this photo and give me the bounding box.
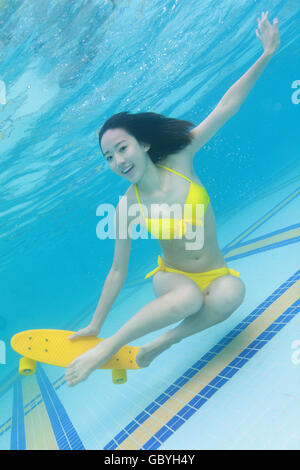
[11,329,140,384]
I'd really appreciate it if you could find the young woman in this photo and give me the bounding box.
[66,11,280,386]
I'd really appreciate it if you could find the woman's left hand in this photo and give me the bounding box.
[256,11,280,56]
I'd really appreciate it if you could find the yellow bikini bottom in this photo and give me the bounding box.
[145,255,240,292]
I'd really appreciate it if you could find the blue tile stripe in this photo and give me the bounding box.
[230,223,300,250]
[10,378,26,450]
[224,233,300,262]
[141,296,300,447]
[1,379,74,441]
[222,187,300,253]
[36,365,85,450]
[0,418,12,438]
[104,269,300,450]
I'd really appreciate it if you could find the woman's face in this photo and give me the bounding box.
[100,128,150,182]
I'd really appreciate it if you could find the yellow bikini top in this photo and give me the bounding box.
[134,164,210,240]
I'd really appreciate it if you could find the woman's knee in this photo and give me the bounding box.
[153,271,204,313]
[205,275,246,321]
[166,284,204,320]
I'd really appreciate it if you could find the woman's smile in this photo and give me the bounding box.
[121,164,134,175]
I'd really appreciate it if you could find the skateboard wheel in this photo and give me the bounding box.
[19,357,36,376]
[112,369,127,384]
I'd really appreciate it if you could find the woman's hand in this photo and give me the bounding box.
[69,323,100,340]
[256,11,280,56]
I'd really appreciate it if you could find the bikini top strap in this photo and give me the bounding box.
[134,184,147,219]
[135,164,193,221]
[156,164,193,183]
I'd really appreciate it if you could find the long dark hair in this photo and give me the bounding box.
[98,111,195,163]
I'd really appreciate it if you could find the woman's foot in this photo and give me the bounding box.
[65,339,116,387]
[136,332,174,368]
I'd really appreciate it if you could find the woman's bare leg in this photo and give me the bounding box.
[108,277,203,349]
[136,274,246,367]
[65,271,203,386]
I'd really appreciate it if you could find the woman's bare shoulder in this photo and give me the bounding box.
[159,145,197,178]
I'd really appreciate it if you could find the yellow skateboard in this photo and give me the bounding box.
[11,329,140,384]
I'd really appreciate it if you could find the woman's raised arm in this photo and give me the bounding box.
[187,11,280,155]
